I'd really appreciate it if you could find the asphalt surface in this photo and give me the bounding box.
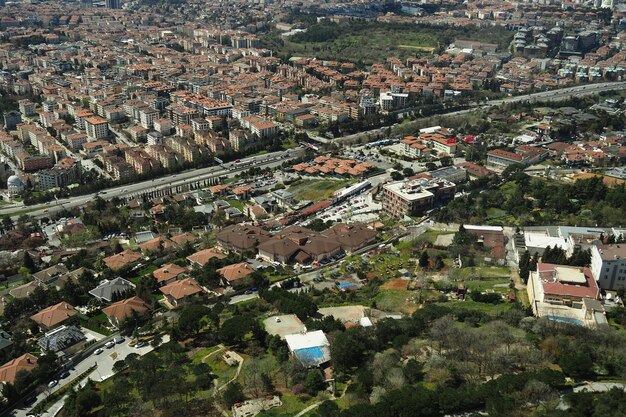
[334,81,626,144]
[11,335,169,417]
[1,148,303,220]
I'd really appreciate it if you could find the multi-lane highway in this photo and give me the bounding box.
[1,148,304,220]
[334,81,626,144]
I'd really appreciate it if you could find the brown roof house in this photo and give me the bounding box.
[186,248,226,268]
[258,226,342,264]
[321,223,377,253]
[30,302,77,331]
[102,296,150,327]
[103,250,143,271]
[0,353,38,385]
[217,262,255,287]
[160,278,205,308]
[153,263,187,286]
[216,224,271,253]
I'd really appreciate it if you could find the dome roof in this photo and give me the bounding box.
[7,175,23,187]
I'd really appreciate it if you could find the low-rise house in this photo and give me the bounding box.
[321,223,377,253]
[38,325,87,356]
[159,277,204,307]
[102,296,150,327]
[217,262,255,287]
[32,264,69,285]
[186,248,226,268]
[216,224,272,253]
[0,331,13,354]
[103,250,143,271]
[153,263,187,286]
[89,277,135,303]
[30,302,77,331]
[284,330,331,368]
[0,353,38,385]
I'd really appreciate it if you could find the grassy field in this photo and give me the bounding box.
[257,391,322,417]
[276,29,437,64]
[288,179,353,202]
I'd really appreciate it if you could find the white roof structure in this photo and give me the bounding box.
[284,330,329,351]
[463,225,503,232]
[525,233,570,251]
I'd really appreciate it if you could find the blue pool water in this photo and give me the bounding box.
[546,315,584,326]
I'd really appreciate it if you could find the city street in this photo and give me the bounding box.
[1,148,303,221]
[11,335,170,417]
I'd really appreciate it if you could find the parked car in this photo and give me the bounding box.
[94,348,103,355]
[105,340,115,348]
[47,380,58,388]
[59,371,70,379]
[114,336,125,344]
[274,317,281,323]
[135,341,147,348]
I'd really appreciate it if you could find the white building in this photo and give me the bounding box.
[591,244,626,290]
[7,175,25,196]
[85,117,109,140]
[284,330,331,368]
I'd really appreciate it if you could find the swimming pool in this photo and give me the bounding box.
[546,315,585,326]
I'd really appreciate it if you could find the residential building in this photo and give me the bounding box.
[159,278,204,307]
[527,262,606,328]
[38,325,86,356]
[186,248,226,268]
[382,178,455,218]
[0,353,38,385]
[3,110,21,130]
[102,296,150,327]
[103,250,142,271]
[284,330,331,368]
[84,116,109,140]
[18,100,36,117]
[216,224,272,253]
[30,302,77,331]
[217,262,255,287]
[89,277,135,302]
[32,264,69,285]
[591,244,626,290]
[153,263,187,286]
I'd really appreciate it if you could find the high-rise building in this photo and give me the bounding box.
[106,0,121,9]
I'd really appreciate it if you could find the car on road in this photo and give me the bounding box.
[105,340,116,348]
[47,380,58,388]
[135,340,147,348]
[59,371,70,379]
[94,348,103,355]
[26,414,41,417]
[114,336,125,344]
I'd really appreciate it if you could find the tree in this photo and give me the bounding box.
[304,370,326,395]
[219,315,256,345]
[222,382,245,408]
[175,303,211,339]
[419,251,430,269]
[23,251,35,272]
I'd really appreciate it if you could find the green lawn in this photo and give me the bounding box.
[257,391,321,417]
[80,312,112,336]
[191,345,223,364]
[288,179,353,202]
[227,199,245,211]
[434,300,514,315]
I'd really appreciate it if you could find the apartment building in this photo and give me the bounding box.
[84,116,109,140]
[591,244,626,291]
[64,133,88,152]
[382,178,456,218]
[18,99,36,117]
[104,155,135,181]
[15,152,53,172]
[165,136,199,163]
[125,148,159,175]
[37,158,81,190]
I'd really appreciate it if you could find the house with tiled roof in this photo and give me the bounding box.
[0,353,38,385]
[217,262,255,287]
[160,278,204,307]
[103,250,142,271]
[153,263,187,286]
[30,302,77,331]
[102,296,150,327]
[186,248,226,268]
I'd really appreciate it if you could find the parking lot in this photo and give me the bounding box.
[263,314,306,338]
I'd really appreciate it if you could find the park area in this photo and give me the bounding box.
[287,178,353,202]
